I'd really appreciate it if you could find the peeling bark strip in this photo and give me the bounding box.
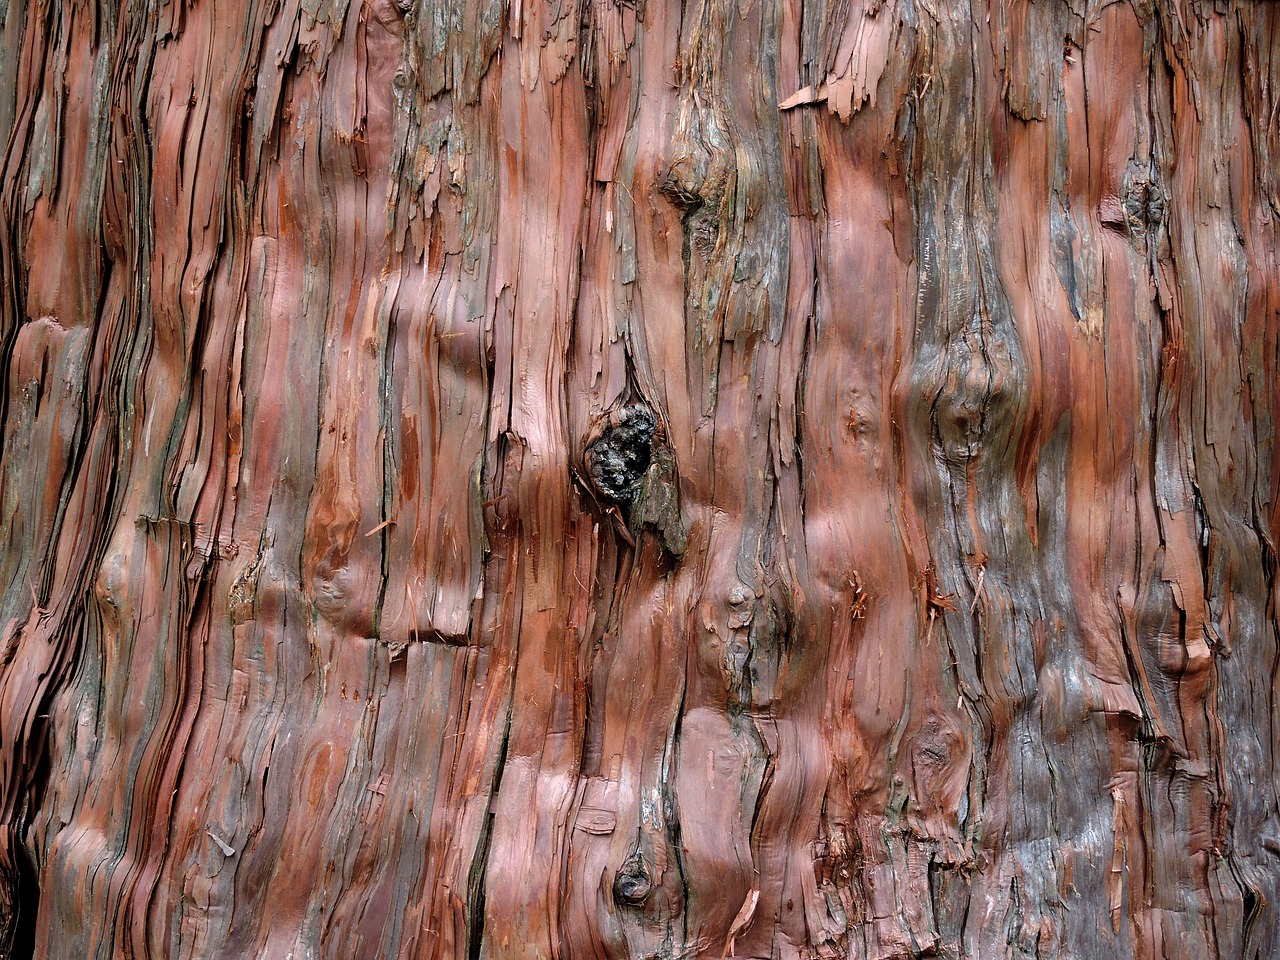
[0,0,1277,957]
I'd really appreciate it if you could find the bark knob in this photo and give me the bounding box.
[612,855,653,906]
[585,405,657,504]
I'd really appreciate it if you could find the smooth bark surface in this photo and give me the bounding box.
[1,0,1278,957]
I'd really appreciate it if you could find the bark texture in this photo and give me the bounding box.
[1,0,1279,957]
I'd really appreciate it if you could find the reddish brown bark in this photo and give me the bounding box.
[0,0,1278,957]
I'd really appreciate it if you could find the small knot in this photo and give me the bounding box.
[613,853,653,906]
[585,405,657,504]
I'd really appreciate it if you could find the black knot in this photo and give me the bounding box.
[585,405,657,504]
[612,854,653,906]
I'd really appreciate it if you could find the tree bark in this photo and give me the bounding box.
[0,0,1278,957]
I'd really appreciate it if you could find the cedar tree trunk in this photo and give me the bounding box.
[0,0,1278,957]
